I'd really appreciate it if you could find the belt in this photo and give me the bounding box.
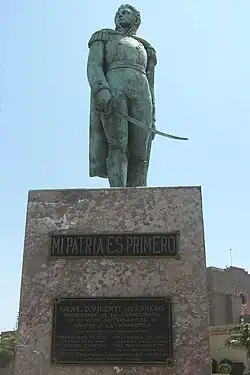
[107,61,146,75]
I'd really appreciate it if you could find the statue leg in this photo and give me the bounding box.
[127,95,152,187]
[101,94,128,187]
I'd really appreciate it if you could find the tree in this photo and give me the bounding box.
[225,323,250,372]
[0,332,16,368]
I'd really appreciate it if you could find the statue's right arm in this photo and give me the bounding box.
[87,41,109,96]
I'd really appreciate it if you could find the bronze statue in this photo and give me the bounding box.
[87,4,187,187]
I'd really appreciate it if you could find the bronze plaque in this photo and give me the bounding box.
[49,233,179,258]
[51,297,173,365]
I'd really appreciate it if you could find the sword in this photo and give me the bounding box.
[118,112,188,141]
[100,110,188,141]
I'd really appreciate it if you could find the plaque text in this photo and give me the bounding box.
[49,233,178,258]
[51,297,173,364]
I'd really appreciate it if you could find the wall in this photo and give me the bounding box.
[207,266,250,326]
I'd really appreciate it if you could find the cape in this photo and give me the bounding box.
[88,28,157,179]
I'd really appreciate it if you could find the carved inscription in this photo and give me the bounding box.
[49,233,178,258]
[51,297,172,364]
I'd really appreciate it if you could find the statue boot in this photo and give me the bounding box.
[106,149,128,187]
[127,160,148,187]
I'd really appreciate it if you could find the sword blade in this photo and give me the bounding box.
[118,112,188,141]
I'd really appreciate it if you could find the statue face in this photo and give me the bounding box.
[115,6,137,29]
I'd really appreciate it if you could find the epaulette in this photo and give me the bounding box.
[147,47,157,65]
[88,29,111,48]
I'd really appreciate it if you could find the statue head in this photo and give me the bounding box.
[115,4,141,35]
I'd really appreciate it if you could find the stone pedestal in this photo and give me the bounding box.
[15,187,211,375]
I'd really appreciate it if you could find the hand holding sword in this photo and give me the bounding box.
[95,89,188,141]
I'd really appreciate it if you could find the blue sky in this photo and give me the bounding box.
[1,0,250,331]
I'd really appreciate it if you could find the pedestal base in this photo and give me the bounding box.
[15,187,211,375]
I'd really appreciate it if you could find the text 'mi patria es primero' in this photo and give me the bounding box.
[49,233,179,258]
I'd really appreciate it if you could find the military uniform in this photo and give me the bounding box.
[87,28,157,187]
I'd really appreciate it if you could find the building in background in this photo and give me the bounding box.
[207,266,250,326]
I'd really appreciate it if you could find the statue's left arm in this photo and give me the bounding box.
[146,47,157,131]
